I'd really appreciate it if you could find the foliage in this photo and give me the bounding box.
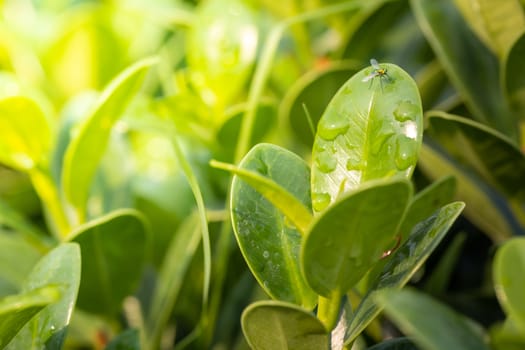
[0,0,524,349]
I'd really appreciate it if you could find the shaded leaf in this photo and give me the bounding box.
[368,337,419,350]
[375,288,490,350]
[503,31,525,121]
[345,202,465,343]
[311,61,422,212]
[302,179,412,297]
[105,328,140,350]
[411,0,518,140]
[62,57,157,219]
[242,300,328,350]
[70,209,149,316]
[229,144,317,308]
[6,243,81,349]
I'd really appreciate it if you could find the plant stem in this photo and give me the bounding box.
[317,292,342,331]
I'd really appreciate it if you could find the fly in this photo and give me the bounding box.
[362,58,390,92]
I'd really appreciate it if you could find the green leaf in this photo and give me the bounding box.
[425,111,525,205]
[105,328,140,350]
[62,57,157,219]
[503,31,525,120]
[411,0,518,140]
[70,209,149,316]
[311,61,422,212]
[0,96,51,172]
[0,286,60,349]
[345,202,465,344]
[302,179,412,297]
[375,288,490,350]
[146,213,202,349]
[418,142,519,240]
[453,0,525,58]
[493,238,525,329]
[229,144,317,308]
[280,60,360,148]
[367,337,419,350]
[241,301,328,350]
[187,0,258,109]
[6,243,81,350]
[491,317,525,350]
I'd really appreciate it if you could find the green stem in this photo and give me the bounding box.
[30,169,70,240]
[317,292,342,331]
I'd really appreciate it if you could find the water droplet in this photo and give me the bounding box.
[395,135,418,170]
[312,192,331,212]
[263,250,270,259]
[393,100,419,122]
[315,151,337,173]
[402,120,418,139]
[370,119,395,155]
[346,154,361,170]
[318,118,350,141]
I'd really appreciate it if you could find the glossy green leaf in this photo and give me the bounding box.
[70,209,149,316]
[493,238,525,329]
[280,61,360,148]
[311,62,422,212]
[187,0,258,108]
[0,286,60,349]
[242,301,328,350]
[375,288,490,350]
[345,202,465,344]
[504,31,525,120]
[146,213,201,349]
[230,144,317,308]
[418,143,519,240]
[302,179,412,297]
[411,0,518,140]
[453,0,525,57]
[6,243,81,349]
[0,96,51,172]
[62,57,157,219]
[426,111,525,204]
[368,337,419,350]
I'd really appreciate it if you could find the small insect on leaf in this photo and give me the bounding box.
[362,58,390,91]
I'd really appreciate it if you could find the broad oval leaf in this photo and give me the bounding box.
[69,209,149,316]
[311,61,422,212]
[302,179,412,297]
[0,286,60,349]
[187,0,258,108]
[231,144,317,308]
[345,202,465,343]
[62,57,157,220]
[6,243,81,350]
[504,31,525,121]
[493,238,525,329]
[0,96,51,172]
[410,0,518,140]
[375,288,490,350]
[242,300,328,350]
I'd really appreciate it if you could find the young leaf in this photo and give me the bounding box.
[302,179,412,297]
[229,144,317,308]
[0,286,60,349]
[311,61,422,212]
[62,57,157,220]
[0,96,51,172]
[6,243,81,350]
[69,209,149,316]
[242,301,328,350]
[493,238,525,330]
[375,288,490,350]
[410,0,518,140]
[345,202,465,344]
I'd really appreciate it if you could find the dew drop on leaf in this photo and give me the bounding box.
[312,192,331,212]
[317,118,350,141]
[263,250,270,259]
[393,100,419,122]
[395,135,418,170]
[315,151,337,173]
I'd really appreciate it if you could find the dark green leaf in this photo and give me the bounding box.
[375,288,490,350]
[6,243,81,349]
[70,209,149,315]
[0,286,60,349]
[229,144,317,308]
[410,0,518,140]
[302,179,412,297]
[504,31,525,120]
[367,337,419,350]
[105,328,140,350]
[242,300,328,350]
[345,202,465,343]
[311,62,422,212]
